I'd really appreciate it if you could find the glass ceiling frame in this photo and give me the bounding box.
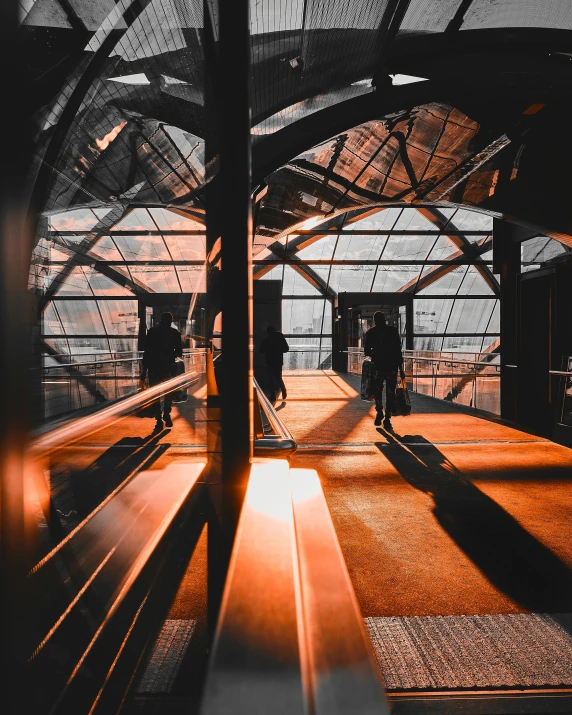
[254,204,499,300]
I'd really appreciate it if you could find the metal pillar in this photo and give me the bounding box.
[1,2,37,711]
[493,219,521,421]
[217,0,253,534]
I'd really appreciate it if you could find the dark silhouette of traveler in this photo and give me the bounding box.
[364,311,404,430]
[141,312,182,430]
[260,325,289,400]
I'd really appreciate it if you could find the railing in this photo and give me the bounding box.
[41,349,207,421]
[346,348,501,415]
[253,378,297,456]
[550,358,572,426]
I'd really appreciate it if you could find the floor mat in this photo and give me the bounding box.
[365,614,572,691]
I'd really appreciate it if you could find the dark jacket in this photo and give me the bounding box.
[142,325,183,375]
[364,324,403,369]
[260,332,289,367]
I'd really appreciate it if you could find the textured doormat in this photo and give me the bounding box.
[136,619,196,694]
[365,614,572,691]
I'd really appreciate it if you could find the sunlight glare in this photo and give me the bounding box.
[246,460,291,522]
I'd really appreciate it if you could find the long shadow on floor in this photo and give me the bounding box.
[59,430,172,524]
[376,431,572,614]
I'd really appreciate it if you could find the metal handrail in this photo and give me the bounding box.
[44,356,143,370]
[344,348,499,369]
[253,378,297,456]
[33,369,200,454]
[43,348,208,371]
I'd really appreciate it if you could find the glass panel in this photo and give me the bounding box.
[46,266,94,296]
[350,207,403,231]
[282,299,331,335]
[295,234,338,260]
[111,208,156,231]
[393,207,438,231]
[446,298,498,334]
[425,235,460,260]
[52,300,106,334]
[372,265,423,291]
[381,234,436,261]
[413,336,444,351]
[413,297,454,334]
[456,265,494,295]
[90,236,124,260]
[258,266,284,282]
[49,208,111,231]
[400,0,464,33]
[282,265,322,295]
[43,303,64,335]
[462,0,572,30]
[149,208,204,231]
[283,336,333,370]
[164,235,206,260]
[43,337,111,355]
[97,300,138,335]
[129,266,182,292]
[447,207,493,232]
[56,267,135,297]
[113,235,170,260]
[333,234,386,260]
[522,236,569,266]
[176,265,207,292]
[417,265,468,295]
[325,265,376,293]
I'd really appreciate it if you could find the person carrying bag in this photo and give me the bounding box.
[363,311,407,431]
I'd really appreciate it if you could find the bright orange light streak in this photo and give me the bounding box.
[65,474,201,686]
[95,121,127,151]
[30,448,158,575]
[30,547,117,660]
[87,594,149,715]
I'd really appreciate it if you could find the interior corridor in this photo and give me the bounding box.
[281,370,572,693]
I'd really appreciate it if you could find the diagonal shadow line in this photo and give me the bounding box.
[63,432,171,522]
[375,431,572,616]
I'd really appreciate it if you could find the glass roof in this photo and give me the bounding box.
[21,0,572,245]
[21,0,572,358]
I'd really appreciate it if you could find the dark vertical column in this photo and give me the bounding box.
[405,296,414,351]
[1,2,36,711]
[493,218,521,421]
[218,0,253,533]
[137,299,147,350]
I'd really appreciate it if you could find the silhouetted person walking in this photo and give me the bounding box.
[260,325,289,400]
[364,311,404,430]
[141,312,182,430]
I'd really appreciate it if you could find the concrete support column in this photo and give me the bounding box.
[493,219,521,421]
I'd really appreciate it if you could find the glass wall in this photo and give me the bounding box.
[256,205,500,363]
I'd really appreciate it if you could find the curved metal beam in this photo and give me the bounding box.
[29,0,154,218]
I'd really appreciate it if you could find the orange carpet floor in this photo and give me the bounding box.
[282,370,572,617]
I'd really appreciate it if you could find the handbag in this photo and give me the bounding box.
[171,359,188,403]
[393,377,412,416]
[360,358,376,401]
